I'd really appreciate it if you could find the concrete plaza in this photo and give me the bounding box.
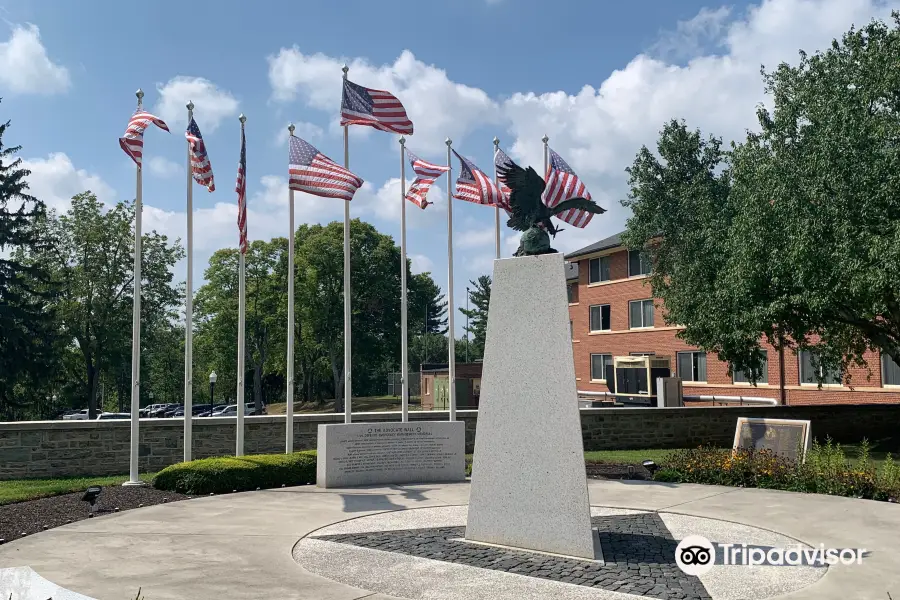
[0,480,898,600]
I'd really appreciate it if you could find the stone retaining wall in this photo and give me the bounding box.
[2,404,899,479]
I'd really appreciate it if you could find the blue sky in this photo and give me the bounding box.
[3,0,897,335]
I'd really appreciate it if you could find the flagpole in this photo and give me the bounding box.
[342,64,352,424]
[399,136,409,423]
[125,88,145,486]
[236,113,247,457]
[445,138,456,421]
[543,134,550,177]
[493,136,501,259]
[286,123,296,453]
[183,101,195,463]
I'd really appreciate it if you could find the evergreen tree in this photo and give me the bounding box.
[460,275,491,360]
[0,103,58,418]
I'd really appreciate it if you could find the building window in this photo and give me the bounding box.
[678,351,708,382]
[590,353,613,381]
[588,256,611,284]
[733,352,769,384]
[629,299,654,329]
[628,249,651,277]
[884,353,900,386]
[569,320,574,339]
[799,350,842,385]
[589,304,611,332]
[567,284,578,304]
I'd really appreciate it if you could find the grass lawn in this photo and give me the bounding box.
[267,395,422,415]
[0,473,155,506]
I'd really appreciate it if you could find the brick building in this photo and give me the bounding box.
[420,363,483,410]
[565,232,900,405]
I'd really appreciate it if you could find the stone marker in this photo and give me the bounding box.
[733,417,811,462]
[466,253,596,559]
[317,421,466,488]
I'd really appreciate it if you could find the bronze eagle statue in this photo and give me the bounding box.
[496,160,606,256]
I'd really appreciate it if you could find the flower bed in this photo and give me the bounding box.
[654,439,900,502]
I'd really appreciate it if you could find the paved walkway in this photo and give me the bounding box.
[0,480,898,600]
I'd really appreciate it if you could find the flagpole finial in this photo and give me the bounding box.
[493,136,500,147]
[399,136,406,146]
[342,64,349,79]
[239,114,246,125]
[136,88,144,105]
[445,137,452,147]
[186,101,194,111]
[542,134,549,144]
[288,123,295,136]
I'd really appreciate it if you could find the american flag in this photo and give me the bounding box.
[405,149,448,209]
[186,118,215,192]
[119,106,169,166]
[544,147,595,228]
[236,123,248,254]
[341,79,413,135]
[452,150,503,206]
[289,135,364,201]
[492,147,515,212]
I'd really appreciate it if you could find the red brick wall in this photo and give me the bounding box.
[568,249,900,406]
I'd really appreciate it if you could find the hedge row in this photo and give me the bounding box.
[153,451,316,495]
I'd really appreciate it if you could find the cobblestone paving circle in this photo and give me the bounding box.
[314,513,711,600]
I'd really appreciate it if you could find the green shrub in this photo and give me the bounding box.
[153,451,317,495]
[654,439,900,502]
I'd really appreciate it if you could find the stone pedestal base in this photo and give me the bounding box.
[465,253,595,559]
[316,421,466,488]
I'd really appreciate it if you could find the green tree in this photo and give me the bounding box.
[25,193,184,418]
[624,15,900,384]
[0,105,58,419]
[409,272,447,335]
[459,275,491,360]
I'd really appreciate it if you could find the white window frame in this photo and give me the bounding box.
[590,353,613,382]
[677,351,708,383]
[627,249,651,277]
[588,256,611,284]
[628,299,655,329]
[589,304,611,332]
[798,350,843,387]
[882,353,900,387]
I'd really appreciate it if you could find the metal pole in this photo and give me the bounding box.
[542,134,549,178]
[399,137,409,423]
[125,88,145,486]
[466,286,470,363]
[342,64,353,424]
[446,138,457,421]
[493,137,501,259]
[236,113,247,456]
[286,123,296,453]
[183,101,195,462]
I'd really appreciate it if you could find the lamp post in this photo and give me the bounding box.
[51,395,56,420]
[209,371,217,416]
[465,286,470,363]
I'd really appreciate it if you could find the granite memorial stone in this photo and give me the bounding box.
[733,417,811,462]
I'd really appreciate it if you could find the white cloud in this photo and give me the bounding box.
[410,254,434,274]
[353,177,447,226]
[651,6,733,60]
[154,76,240,132]
[457,227,495,249]
[0,24,70,94]
[146,156,182,179]
[273,121,324,148]
[267,49,501,149]
[21,153,115,213]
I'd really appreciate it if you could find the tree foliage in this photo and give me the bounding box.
[624,15,900,383]
[459,275,491,361]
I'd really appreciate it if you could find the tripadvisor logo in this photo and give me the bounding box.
[675,534,866,575]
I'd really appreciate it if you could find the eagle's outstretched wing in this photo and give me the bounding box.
[497,161,545,228]
[549,197,606,217]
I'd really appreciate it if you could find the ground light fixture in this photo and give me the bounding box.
[82,486,102,516]
[641,460,659,475]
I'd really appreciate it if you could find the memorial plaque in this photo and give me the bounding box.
[732,417,811,463]
[316,421,466,488]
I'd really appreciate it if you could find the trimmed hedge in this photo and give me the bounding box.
[152,451,317,495]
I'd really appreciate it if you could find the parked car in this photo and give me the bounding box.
[62,409,89,420]
[172,407,185,417]
[198,404,228,417]
[97,412,130,420]
[164,405,183,417]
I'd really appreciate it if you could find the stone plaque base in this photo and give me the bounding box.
[316,421,466,488]
[466,253,595,559]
